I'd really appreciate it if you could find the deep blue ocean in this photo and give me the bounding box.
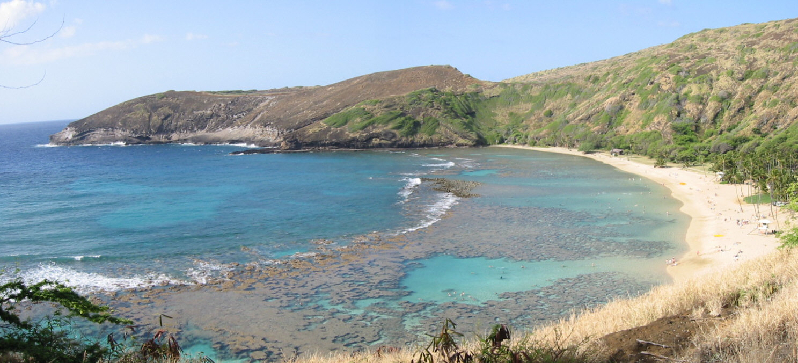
[1,120,475,289]
[0,120,690,360]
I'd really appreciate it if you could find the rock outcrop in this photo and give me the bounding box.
[50,65,485,148]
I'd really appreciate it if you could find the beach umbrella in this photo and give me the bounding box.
[759,219,772,224]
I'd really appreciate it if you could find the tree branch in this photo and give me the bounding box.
[0,16,63,46]
[0,71,46,89]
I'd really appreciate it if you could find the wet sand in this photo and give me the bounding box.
[495,145,787,282]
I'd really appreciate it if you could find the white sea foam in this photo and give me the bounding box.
[94,141,129,147]
[401,192,459,234]
[185,260,236,285]
[398,177,422,204]
[72,255,102,261]
[292,252,319,259]
[35,143,59,148]
[423,161,456,168]
[225,143,260,148]
[455,157,477,169]
[72,142,131,147]
[15,263,190,295]
[176,142,263,148]
[422,157,456,169]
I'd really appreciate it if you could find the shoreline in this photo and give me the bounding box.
[494,145,785,282]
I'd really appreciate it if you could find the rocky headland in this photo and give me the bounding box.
[49,65,486,149]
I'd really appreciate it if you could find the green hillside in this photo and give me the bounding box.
[320,18,798,163]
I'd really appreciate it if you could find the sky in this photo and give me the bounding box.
[1,0,797,125]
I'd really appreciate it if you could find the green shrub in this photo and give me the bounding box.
[0,279,131,363]
[420,117,440,136]
[779,228,798,249]
[393,116,421,137]
[359,99,382,106]
[324,107,372,128]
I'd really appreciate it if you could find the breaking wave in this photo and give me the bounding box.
[11,263,191,295]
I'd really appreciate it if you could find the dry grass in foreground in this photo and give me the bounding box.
[292,247,798,363]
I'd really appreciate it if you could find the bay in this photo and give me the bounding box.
[0,120,688,361]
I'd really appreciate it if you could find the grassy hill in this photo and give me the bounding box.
[52,18,798,161]
[496,18,798,159]
[300,17,798,163]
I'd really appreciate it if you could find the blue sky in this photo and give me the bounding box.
[1,0,796,125]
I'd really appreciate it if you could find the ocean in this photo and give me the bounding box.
[0,120,689,361]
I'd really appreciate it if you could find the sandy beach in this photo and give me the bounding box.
[495,145,788,282]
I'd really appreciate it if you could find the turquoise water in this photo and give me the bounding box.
[1,121,464,288]
[0,121,689,360]
[402,256,613,304]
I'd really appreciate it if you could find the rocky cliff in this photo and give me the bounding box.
[50,65,485,148]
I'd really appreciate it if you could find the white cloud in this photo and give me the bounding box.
[0,0,46,30]
[1,34,162,65]
[2,39,127,64]
[141,34,163,44]
[58,18,81,38]
[58,24,74,38]
[434,0,454,10]
[185,32,208,41]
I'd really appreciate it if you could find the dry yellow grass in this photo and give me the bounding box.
[526,247,798,361]
[543,248,793,336]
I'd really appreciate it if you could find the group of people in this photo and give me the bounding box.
[666,257,678,266]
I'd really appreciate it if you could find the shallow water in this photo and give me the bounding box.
[0,121,689,361]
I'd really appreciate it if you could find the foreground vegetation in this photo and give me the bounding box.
[0,278,213,362]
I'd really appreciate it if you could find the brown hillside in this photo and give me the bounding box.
[50,65,483,146]
[250,65,483,130]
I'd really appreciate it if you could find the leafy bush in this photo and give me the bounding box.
[393,116,421,137]
[323,107,372,128]
[578,140,597,153]
[420,117,440,136]
[778,228,798,249]
[0,279,131,363]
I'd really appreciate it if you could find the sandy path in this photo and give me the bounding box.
[494,145,788,282]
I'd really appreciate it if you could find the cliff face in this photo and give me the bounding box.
[50,65,484,148]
